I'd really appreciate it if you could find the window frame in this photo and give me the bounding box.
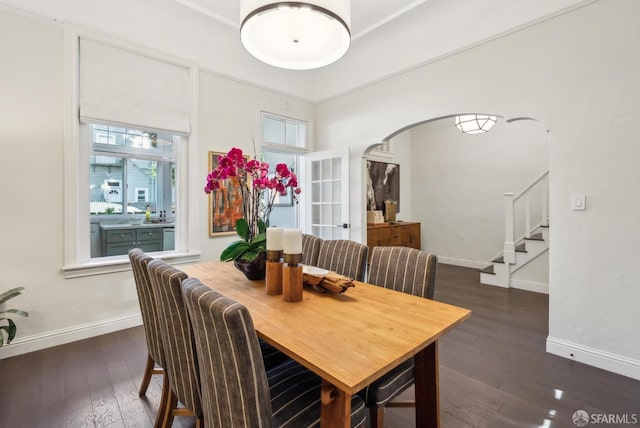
[88,124,177,218]
[260,111,310,154]
[258,110,311,230]
[63,27,201,278]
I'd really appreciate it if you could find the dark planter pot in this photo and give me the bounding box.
[234,252,267,280]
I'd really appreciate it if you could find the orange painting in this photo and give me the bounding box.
[208,151,248,236]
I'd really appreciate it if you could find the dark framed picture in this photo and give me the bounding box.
[366,160,400,212]
[208,151,249,237]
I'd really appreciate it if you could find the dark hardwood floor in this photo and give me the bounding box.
[1,264,638,427]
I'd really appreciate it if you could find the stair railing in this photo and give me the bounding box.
[504,170,549,264]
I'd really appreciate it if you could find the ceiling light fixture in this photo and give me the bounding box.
[455,114,497,134]
[240,1,351,70]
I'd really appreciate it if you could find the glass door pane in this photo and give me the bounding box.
[305,149,349,239]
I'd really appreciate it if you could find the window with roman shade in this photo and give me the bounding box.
[63,32,199,277]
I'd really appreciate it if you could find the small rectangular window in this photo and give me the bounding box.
[263,113,307,149]
[260,111,309,229]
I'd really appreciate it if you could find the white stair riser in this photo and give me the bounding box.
[480,226,549,289]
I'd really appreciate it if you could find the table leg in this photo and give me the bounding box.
[320,380,351,428]
[415,340,439,428]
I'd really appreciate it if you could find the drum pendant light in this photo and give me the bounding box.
[240,1,351,70]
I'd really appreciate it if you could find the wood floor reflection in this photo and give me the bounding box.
[1,264,638,427]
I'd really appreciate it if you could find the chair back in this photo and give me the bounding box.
[128,249,165,368]
[301,234,322,266]
[316,239,368,281]
[181,278,273,428]
[147,259,202,417]
[368,246,438,299]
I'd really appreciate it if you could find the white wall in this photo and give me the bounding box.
[314,1,640,379]
[0,9,144,351]
[0,8,313,356]
[512,251,549,289]
[311,0,594,101]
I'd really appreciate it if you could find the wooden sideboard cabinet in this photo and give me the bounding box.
[367,222,421,255]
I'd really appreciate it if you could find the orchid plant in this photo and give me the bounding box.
[204,147,301,262]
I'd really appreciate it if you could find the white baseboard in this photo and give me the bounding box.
[547,336,640,381]
[438,257,487,269]
[510,279,549,294]
[0,313,143,359]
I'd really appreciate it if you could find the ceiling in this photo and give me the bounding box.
[174,0,430,40]
[172,0,595,100]
[0,0,597,101]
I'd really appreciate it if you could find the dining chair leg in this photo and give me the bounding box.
[195,417,203,428]
[154,372,170,428]
[161,390,179,428]
[139,354,155,396]
[370,406,384,428]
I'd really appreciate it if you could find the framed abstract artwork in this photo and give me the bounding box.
[366,160,400,213]
[208,151,248,236]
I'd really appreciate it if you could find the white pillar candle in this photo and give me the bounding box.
[266,227,283,251]
[283,228,302,254]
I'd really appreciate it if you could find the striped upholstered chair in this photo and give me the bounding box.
[147,259,203,428]
[316,239,368,281]
[128,249,168,428]
[181,278,367,428]
[302,233,322,266]
[361,246,438,428]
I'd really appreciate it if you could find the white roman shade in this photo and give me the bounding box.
[79,38,190,135]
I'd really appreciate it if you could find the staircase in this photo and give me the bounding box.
[480,170,549,289]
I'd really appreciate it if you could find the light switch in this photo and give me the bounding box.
[572,194,586,211]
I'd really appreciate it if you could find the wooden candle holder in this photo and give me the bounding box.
[283,263,303,302]
[266,260,283,295]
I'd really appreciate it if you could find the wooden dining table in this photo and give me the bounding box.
[181,262,471,428]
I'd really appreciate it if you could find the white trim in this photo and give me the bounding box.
[64,26,81,268]
[0,314,143,360]
[546,336,640,381]
[510,279,549,294]
[438,257,487,270]
[62,251,201,278]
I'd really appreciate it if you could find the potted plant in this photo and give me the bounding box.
[0,287,28,348]
[204,148,301,279]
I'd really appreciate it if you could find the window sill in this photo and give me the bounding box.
[62,251,201,278]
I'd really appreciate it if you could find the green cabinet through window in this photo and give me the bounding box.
[102,226,170,256]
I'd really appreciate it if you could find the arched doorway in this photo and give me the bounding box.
[362,114,550,292]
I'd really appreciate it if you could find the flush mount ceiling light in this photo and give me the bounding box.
[455,114,497,134]
[240,1,351,70]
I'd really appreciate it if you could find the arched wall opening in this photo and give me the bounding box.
[361,114,550,290]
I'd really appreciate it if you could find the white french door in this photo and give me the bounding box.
[305,148,350,239]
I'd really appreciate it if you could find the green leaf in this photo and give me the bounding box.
[251,232,266,245]
[240,249,260,261]
[220,241,250,261]
[5,319,16,343]
[0,309,28,318]
[0,287,24,305]
[235,218,250,241]
[257,219,266,234]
